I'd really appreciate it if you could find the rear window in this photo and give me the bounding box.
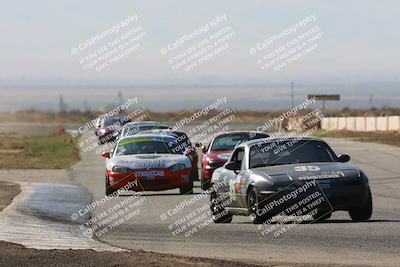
[210,133,269,151]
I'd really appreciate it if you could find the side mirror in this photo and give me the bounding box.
[338,154,350,163]
[225,161,241,171]
[102,151,111,158]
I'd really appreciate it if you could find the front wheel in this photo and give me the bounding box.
[179,182,193,195]
[201,178,211,191]
[210,190,232,223]
[349,188,373,221]
[248,187,268,224]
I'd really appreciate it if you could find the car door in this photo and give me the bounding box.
[221,147,245,208]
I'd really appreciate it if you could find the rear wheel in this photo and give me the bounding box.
[210,189,232,223]
[105,175,117,196]
[179,182,193,195]
[349,188,372,221]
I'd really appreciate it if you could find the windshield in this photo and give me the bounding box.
[103,118,121,127]
[249,140,336,168]
[115,138,183,155]
[210,133,269,151]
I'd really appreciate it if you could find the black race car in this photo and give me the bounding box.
[209,137,372,224]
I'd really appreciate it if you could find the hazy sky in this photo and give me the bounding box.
[1,0,399,85]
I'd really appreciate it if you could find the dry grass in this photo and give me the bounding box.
[0,134,80,169]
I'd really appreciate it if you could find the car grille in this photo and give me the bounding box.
[136,180,169,187]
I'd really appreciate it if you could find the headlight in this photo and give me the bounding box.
[112,165,132,173]
[208,160,224,168]
[169,163,186,172]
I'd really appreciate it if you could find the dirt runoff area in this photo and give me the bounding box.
[0,180,20,212]
[0,242,363,267]
[0,181,256,267]
[0,241,268,267]
[0,241,356,267]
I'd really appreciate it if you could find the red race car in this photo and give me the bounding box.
[200,131,269,190]
[102,133,196,195]
[96,116,131,145]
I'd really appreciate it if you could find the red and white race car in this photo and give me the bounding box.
[102,133,195,195]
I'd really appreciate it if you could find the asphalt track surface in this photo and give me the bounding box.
[71,133,400,267]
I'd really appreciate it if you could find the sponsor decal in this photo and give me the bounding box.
[298,171,345,180]
[116,157,189,169]
[294,165,321,172]
[135,170,165,178]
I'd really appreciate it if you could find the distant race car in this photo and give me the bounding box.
[102,133,196,195]
[120,121,170,138]
[200,131,269,190]
[96,117,131,145]
[209,136,373,224]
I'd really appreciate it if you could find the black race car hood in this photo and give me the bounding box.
[249,162,359,182]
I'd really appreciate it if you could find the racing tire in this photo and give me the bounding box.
[210,189,232,223]
[190,166,199,182]
[179,182,193,195]
[248,187,268,224]
[349,188,373,221]
[105,175,117,196]
[201,178,211,191]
